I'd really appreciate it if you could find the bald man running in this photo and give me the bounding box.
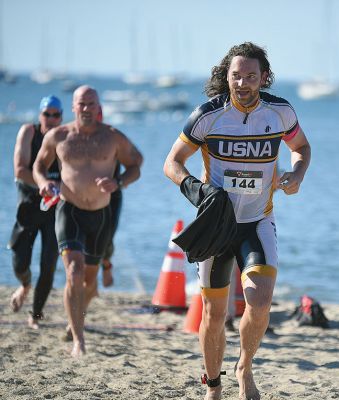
[33,85,143,357]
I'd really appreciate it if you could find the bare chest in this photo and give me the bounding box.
[58,133,114,163]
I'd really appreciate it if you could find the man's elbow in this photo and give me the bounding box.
[299,142,311,160]
[137,152,144,167]
[14,166,26,181]
[163,156,174,180]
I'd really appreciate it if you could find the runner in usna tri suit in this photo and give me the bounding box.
[8,96,63,329]
[164,42,311,400]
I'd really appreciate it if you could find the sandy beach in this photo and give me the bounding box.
[0,286,338,400]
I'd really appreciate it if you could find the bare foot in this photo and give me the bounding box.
[28,314,39,330]
[10,285,31,312]
[70,340,86,358]
[204,385,222,400]
[235,365,260,400]
[102,263,114,287]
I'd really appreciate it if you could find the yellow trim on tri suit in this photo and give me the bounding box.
[208,152,278,163]
[206,132,284,141]
[179,132,199,150]
[179,132,212,183]
[201,143,211,182]
[201,286,229,298]
[264,162,277,216]
[206,107,231,132]
[230,95,260,114]
[241,264,277,283]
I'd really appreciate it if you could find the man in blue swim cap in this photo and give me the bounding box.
[9,95,63,329]
[39,95,63,113]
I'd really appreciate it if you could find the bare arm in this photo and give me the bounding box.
[117,138,143,187]
[163,137,198,185]
[278,127,311,195]
[96,131,143,193]
[13,124,36,186]
[32,129,59,197]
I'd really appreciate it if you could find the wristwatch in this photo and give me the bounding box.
[116,177,124,189]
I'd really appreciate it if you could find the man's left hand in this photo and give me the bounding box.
[278,172,302,195]
[95,177,118,193]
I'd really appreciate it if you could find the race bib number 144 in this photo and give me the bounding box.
[224,170,263,194]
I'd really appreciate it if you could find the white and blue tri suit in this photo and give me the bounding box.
[180,91,300,291]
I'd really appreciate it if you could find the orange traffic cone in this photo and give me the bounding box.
[183,294,203,333]
[235,267,245,317]
[183,280,203,333]
[152,220,186,310]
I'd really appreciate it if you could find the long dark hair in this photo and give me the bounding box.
[204,42,275,98]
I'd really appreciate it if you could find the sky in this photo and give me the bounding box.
[1,0,339,82]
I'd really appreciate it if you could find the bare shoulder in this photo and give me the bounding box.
[17,123,35,140]
[45,123,73,144]
[105,124,125,138]
[105,125,143,165]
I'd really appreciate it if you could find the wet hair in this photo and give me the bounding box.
[204,42,275,98]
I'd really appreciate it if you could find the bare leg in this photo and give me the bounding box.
[102,260,114,287]
[199,292,228,400]
[83,263,100,311]
[63,263,100,342]
[62,251,86,358]
[236,273,276,400]
[10,285,31,312]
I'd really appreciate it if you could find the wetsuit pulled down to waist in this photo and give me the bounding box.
[55,199,111,265]
[197,213,278,291]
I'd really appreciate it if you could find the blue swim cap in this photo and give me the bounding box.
[39,95,63,112]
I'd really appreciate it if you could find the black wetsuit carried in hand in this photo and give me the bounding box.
[8,124,60,318]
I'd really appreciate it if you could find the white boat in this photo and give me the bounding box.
[154,75,182,88]
[122,73,150,86]
[297,80,339,100]
[148,92,190,111]
[102,90,148,116]
[101,89,190,117]
[30,69,54,84]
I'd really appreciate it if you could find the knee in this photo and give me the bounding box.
[202,299,227,328]
[245,291,272,316]
[12,256,31,284]
[66,261,84,287]
[12,251,30,275]
[13,261,30,277]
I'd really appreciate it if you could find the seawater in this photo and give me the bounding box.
[0,76,338,304]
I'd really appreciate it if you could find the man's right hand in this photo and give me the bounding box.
[39,181,59,197]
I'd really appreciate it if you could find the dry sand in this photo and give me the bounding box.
[0,286,338,400]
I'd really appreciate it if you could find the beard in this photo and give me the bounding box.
[234,88,260,107]
[80,113,94,126]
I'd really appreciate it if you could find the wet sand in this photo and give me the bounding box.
[0,286,338,399]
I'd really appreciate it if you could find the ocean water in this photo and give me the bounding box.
[0,75,338,304]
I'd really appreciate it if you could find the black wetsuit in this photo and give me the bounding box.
[55,164,122,266]
[8,124,60,318]
[101,163,123,261]
[55,198,111,265]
